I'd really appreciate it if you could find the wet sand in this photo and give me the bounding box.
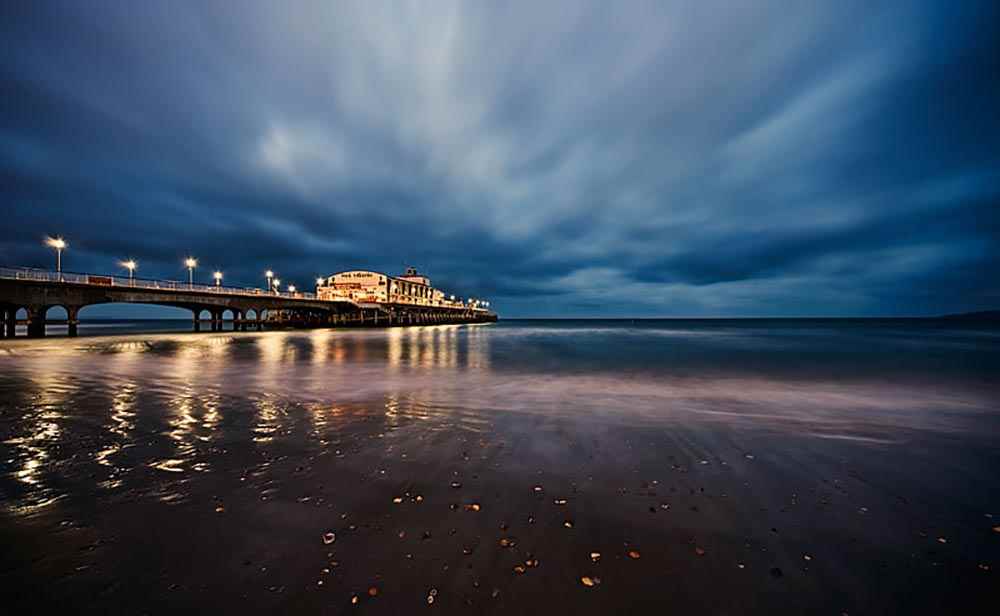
[1,321,998,614]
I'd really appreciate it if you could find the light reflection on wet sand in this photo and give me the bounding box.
[0,321,997,614]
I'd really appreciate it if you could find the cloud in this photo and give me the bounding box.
[1,0,998,316]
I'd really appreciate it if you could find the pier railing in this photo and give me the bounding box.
[0,266,317,300]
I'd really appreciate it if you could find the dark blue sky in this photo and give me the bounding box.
[2,1,998,317]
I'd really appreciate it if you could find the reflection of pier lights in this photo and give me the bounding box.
[466,324,491,370]
[408,326,420,368]
[388,327,403,369]
[309,329,333,366]
[446,325,459,368]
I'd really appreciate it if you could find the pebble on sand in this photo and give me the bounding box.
[564,520,574,528]
[694,547,706,556]
[368,587,378,597]
[322,532,336,545]
[590,551,601,562]
[554,498,568,505]
[464,503,481,512]
[581,576,601,587]
[627,549,641,559]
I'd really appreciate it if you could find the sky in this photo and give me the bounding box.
[2,1,998,317]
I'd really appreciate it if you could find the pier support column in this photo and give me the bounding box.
[1,307,12,338]
[211,310,222,332]
[193,310,201,332]
[67,306,80,337]
[26,306,45,338]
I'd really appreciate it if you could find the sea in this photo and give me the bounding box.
[1,319,997,614]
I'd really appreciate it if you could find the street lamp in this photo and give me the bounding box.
[273,278,281,294]
[316,277,324,287]
[46,236,67,274]
[185,257,197,287]
[265,270,273,291]
[121,259,137,285]
[288,284,296,294]
[213,271,223,287]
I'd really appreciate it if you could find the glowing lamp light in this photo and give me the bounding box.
[184,257,197,286]
[121,259,137,282]
[46,236,67,273]
[213,271,223,286]
[288,285,296,293]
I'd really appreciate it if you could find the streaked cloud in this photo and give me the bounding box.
[1,0,997,316]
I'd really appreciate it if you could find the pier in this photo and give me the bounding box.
[0,266,496,338]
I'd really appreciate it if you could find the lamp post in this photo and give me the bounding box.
[121,260,137,286]
[273,278,281,295]
[316,277,324,290]
[185,257,197,287]
[46,237,66,276]
[288,284,296,294]
[213,271,223,287]
[265,270,273,292]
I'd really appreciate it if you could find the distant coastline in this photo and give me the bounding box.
[939,310,1000,321]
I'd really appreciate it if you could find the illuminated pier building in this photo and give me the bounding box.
[317,267,472,310]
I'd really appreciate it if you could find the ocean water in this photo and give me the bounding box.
[0,319,998,614]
